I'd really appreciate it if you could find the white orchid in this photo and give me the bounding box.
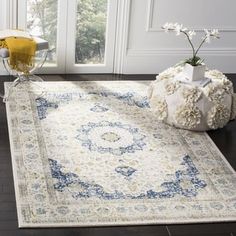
[162,23,187,35]
[188,30,196,40]
[162,22,175,32]
[175,24,182,35]
[162,22,220,66]
[204,29,211,43]
[204,29,220,43]
[174,24,187,36]
[210,29,220,39]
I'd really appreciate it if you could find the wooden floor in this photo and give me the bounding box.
[0,74,236,236]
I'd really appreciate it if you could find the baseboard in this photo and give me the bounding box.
[123,49,236,74]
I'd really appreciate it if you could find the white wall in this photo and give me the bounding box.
[122,0,236,74]
[1,0,236,75]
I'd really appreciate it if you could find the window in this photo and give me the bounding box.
[27,0,58,65]
[76,0,108,64]
[18,0,117,73]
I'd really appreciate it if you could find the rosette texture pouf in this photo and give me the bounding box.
[149,67,236,131]
[5,81,236,227]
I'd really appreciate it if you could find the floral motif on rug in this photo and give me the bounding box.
[5,81,236,227]
[48,155,206,200]
[76,121,146,156]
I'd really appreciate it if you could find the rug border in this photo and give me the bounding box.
[4,82,24,228]
[4,81,236,228]
[17,217,236,228]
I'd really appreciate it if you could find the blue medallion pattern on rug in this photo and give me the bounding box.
[48,155,207,200]
[76,121,146,156]
[35,91,149,121]
[90,91,150,108]
[90,103,109,112]
[35,97,58,120]
[115,166,137,177]
[35,91,149,113]
[46,92,73,103]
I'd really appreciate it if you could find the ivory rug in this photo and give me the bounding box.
[5,81,236,227]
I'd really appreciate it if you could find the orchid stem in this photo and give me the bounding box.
[181,30,195,58]
[194,36,207,58]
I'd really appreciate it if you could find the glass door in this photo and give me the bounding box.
[18,0,67,73]
[17,0,117,74]
[66,0,117,73]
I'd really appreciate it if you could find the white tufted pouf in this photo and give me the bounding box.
[149,66,236,131]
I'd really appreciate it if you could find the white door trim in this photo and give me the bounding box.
[0,0,18,31]
[113,0,131,74]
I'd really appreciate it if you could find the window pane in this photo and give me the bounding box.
[76,0,108,64]
[27,0,58,65]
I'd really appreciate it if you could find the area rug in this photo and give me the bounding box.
[5,81,236,227]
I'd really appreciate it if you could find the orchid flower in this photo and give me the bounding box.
[204,29,211,43]
[188,30,196,40]
[210,29,220,39]
[162,22,220,66]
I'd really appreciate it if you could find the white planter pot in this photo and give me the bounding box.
[183,63,206,81]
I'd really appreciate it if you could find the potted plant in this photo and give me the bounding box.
[162,23,220,81]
